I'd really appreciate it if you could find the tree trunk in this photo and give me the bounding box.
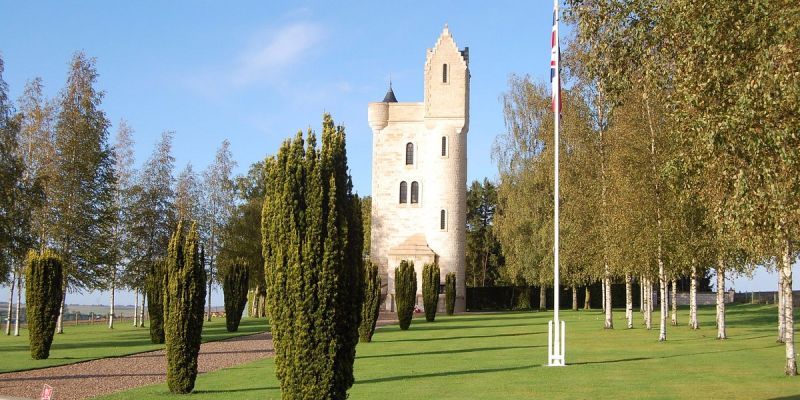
[604,267,613,329]
[644,277,652,330]
[781,235,796,376]
[601,279,606,313]
[5,269,14,335]
[715,257,727,340]
[584,287,591,310]
[139,291,145,327]
[108,272,115,329]
[689,263,698,329]
[133,288,139,327]
[481,253,488,287]
[671,279,678,326]
[56,287,66,334]
[572,286,578,311]
[659,268,667,341]
[539,285,547,311]
[625,274,633,329]
[14,273,21,336]
[778,271,785,343]
[207,256,213,322]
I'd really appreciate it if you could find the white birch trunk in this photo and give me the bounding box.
[207,252,213,322]
[584,287,591,310]
[781,236,796,375]
[778,271,785,343]
[715,257,727,340]
[689,263,698,329]
[139,291,145,327]
[14,273,21,336]
[108,271,115,329]
[671,279,678,326]
[604,269,613,329]
[658,265,667,341]
[539,285,547,311]
[5,269,14,335]
[133,288,139,327]
[645,277,652,330]
[56,289,65,334]
[639,277,644,314]
[601,280,606,314]
[625,273,633,329]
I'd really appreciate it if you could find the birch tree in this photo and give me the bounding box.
[108,120,136,328]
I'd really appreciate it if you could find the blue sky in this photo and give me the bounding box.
[0,1,792,305]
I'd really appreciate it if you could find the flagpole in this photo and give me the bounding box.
[548,0,565,367]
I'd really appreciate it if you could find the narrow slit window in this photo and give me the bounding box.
[410,181,419,204]
[443,64,448,83]
[441,136,447,156]
[440,209,446,230]
[405,142,414,165]
[399,181,407,204]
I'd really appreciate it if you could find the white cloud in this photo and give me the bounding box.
[232,22,324,86]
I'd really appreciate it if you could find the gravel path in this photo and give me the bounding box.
[0,332,274,400]
[0,313,400,400]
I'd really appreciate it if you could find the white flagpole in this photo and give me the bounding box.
[548,0,565,367]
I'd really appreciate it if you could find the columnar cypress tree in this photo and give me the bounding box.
[222,262,249,332]
[445,272,456,316]
[395,260,417,330]
[164,221,206,394]
[262,114,363,400]
[145,260,166,344]
[422,262,440,322]
[24,249,64,360]
[359,260,381,342]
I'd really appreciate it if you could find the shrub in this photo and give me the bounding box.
[359,260,381,342]
[422,262,440,322]
[262,116,364,399]
[146,260,166,344]
[164,221,207,394]
[222,262,249,332]
[445,272,456,316]
[395,260,417,330]
[25,249,64,360]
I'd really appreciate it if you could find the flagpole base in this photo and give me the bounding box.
[547,319,566,366]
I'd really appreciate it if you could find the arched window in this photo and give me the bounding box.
[440,209,446,230]
[442,64,448,83]
[441,136,447,157]
[399,181,407,204]
[405,142,414,165]
[410,181,419,204]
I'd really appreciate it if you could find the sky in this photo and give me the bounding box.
[0,1,795,306]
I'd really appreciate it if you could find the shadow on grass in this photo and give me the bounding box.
[358,344,544,360]
[0,372,165,382]
[571,344,779,366]
[194,386,280,394]
[356,363,541,385]
[376,331,544,343]
[400,322,542,332]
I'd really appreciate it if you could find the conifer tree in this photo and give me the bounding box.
[422,262,440,322]
[145,259,166,344]
[445,272,456,315]
[262,114,363,399]
[359,260,381,342]
[25,249,63,360]
[222,261,249,332]
[164,221,206,394]
[395,260,417,330]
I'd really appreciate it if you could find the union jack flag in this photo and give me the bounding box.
[551,5,561,113]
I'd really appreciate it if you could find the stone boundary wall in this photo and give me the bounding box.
[675,290,734,306]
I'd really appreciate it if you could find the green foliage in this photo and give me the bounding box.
[445,272,456,316]
[164,221,207,394]
[262,114,363,399]
[24,249,63,359]
[395,260,417,330]
[145,260,166,344]
[359,260,381,342]
[361,196,371,257]
[466,179,503,287]
[222,262,249,332]
[422,263,440,322]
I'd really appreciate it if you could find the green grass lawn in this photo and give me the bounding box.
[96,304,800,400]
[0,317,269,373]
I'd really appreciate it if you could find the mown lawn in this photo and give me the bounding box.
[0,317,269,373]
[97,304,800,399]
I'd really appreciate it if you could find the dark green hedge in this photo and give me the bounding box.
[25,249,64,360]
[395,260,416,330]
[422,263,440,322]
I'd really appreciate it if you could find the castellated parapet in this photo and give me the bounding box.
[368,25,469,313]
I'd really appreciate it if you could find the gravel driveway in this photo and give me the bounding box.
[0,332,274,400]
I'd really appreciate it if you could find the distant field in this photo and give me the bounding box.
[98,304,800,400]
[0,317,269,373]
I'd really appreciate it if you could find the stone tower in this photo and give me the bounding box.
[368,25,469,312]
